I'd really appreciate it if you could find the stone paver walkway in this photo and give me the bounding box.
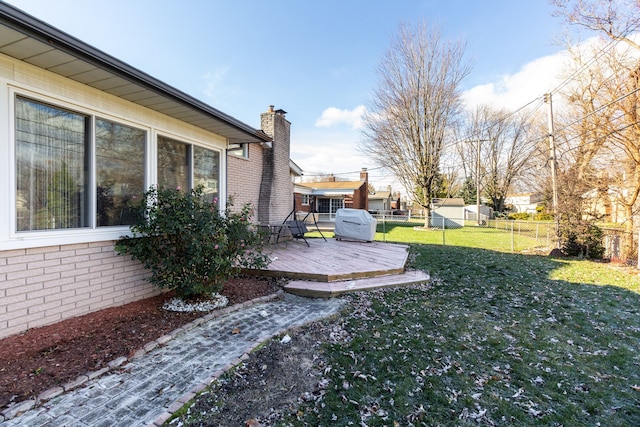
[1,293,345,427]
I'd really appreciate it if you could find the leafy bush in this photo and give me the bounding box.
[508,212,531,220]
[115,185,270,299]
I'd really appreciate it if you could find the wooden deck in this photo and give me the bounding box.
[245,237,430,298]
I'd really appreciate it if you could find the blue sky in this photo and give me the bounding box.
[5,0,569,190]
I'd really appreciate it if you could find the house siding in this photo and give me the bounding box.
[0,242,156,340]
[0,54,228,338]
[228,143,264,215]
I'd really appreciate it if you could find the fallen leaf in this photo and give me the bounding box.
[232,328,241,334]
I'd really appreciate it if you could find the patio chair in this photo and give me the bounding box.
[286,219,309,247]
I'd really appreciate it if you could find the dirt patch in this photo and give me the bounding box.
[167,316,352,426]
[0,276,281,411]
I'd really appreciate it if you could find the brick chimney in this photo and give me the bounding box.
[360,168,368,182]
[259,105,292,224]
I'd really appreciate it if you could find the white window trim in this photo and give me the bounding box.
[4,87,226,250]
[155,130,226,210]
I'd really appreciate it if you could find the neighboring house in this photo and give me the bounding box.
[294,168,369,220]
[368,186,395,213]
[0,4,291,339]
[505,192,544,214]
[582,187,628,224]
[431,198,465,227]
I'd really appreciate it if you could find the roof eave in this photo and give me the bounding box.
[0,2,271,145]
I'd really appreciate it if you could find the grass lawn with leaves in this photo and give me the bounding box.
[283,245,640,426]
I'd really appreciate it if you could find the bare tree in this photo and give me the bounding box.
[553,1,640,258]
[552,0,640,49]
[361,22,470,226]
[458,106,535,213]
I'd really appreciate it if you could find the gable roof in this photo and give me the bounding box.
[369,191,392,200]
[0,3,271,145]
[432,198,465,207]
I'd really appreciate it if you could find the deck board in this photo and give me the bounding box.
[247,238,409,282]
[243,237,432,297]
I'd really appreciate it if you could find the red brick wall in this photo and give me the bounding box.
[353,182,369,210]
[294,193,312,213]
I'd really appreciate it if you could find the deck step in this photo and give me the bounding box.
[283,270,430,298]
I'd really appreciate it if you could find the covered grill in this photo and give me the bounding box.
[334,208,377,242]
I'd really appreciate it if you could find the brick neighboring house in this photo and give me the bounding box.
[294,168,369,220]
[0,5,293,340]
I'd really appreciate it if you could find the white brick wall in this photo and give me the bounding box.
[0,241,157,340]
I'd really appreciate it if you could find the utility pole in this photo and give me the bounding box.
[544,93,559,246]
[473,139,491,226]
[476,138,481,226]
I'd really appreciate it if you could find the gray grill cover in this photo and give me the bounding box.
[334,208,377,242]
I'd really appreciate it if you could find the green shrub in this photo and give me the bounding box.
[534,212,554,221]
[508,212,531,220]
[560,220,605,259]
[115,185,270,299]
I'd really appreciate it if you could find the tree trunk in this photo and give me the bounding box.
[623,203,634,261]
[424,206,432,228]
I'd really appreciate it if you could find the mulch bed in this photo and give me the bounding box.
[0,276,281,411]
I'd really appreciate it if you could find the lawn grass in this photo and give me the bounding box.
[282,245,640,426]
[307,220,554,253]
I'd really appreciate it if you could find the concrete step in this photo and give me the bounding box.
[283,270,430,298]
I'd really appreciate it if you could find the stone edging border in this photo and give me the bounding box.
[0,290,285,422]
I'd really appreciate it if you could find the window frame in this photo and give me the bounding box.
[155,132,222,203]
[7,88,226,247]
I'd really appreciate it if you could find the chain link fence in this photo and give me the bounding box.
[600,227,638,265]
[314,211,639,264]
[373,214,640,265]
[373,214,557,254]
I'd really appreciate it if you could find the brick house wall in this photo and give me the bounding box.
[352,182,369,210]
[227,142,264,216]
[0,242,155,340]
[0,8,281,341]
[294,193,312,213]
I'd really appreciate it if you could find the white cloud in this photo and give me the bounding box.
[315,105,367,129]
[462,52,570,112]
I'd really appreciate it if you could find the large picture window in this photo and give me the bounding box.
[193,145,219,202]
[13,94,222,235]
[158,136,220,202]
[96,119,146,226]
[158,136,189,190]
[15,97,90,231]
